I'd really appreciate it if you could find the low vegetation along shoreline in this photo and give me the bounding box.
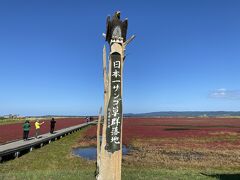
[81,117,240,179]
[1,117,240,179]
[0,127,95,180]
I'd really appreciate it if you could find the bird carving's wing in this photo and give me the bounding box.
[106,16,111,42]
[122,19,128,42]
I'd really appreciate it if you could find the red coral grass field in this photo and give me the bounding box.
[81,117,240,170]
[0,118,85,144]
[83,117,240,145]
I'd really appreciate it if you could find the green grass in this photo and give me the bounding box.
[0,118,44,125]
[122,168,217,180]
[0,118,26,125]
[0,126,222,180]
[0,117,67,125]
[0,127,96,180]
[0,170,94,180]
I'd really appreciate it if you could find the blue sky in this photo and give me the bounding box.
[0,0,240,116]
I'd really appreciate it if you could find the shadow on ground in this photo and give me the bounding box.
[202,173,240,180]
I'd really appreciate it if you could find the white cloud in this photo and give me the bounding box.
[209,89,240,100]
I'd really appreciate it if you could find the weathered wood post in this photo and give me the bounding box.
[96,11,135,180]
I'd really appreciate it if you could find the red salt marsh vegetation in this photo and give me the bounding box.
[80,117,240,173]
[0,118,85,144]
[1,117,240,179]
[83,117,240,144]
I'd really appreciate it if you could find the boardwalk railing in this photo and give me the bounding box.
[0,121,96,163]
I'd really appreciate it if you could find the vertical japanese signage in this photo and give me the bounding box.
[105,53,122,153]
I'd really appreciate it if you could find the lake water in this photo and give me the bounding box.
[72,145,129,160]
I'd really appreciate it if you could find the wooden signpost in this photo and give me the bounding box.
[96,11,135,180]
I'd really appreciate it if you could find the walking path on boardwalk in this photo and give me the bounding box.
[0,121,97,162]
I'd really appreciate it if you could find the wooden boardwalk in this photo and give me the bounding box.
[0,121,96,163]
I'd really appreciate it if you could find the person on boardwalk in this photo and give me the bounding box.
[22,120,31,141]
[35,120,44,139]
[50,118,56,134]
[90,116,93,122]
[86,116,89,124]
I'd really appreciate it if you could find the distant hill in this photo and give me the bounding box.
[124,111,240,117]
[17,111,240,118]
